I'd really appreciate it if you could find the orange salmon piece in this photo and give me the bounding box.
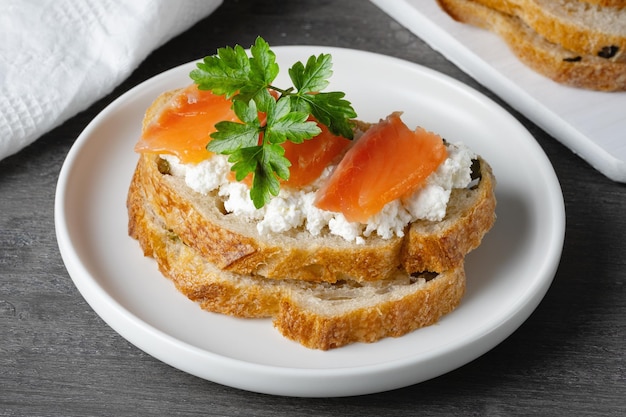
[314,112,448,223]
[134,84,238,164]
[282,118,352,188]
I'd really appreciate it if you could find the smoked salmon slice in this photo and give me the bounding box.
[314,112,448,223]
[282,117,351,188]
[135,84,239,164]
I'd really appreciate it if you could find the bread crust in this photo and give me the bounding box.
[132,151,495,283]
[128,171,466,349]
[438,0,626,91]
[574,0,626,9]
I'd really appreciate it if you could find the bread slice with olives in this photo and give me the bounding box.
[128,85,496,284]
[129,149,495,284]
[469,0,626,62]
[437,0,626,91]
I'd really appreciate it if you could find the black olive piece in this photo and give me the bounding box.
[563,56,582,62]
[470,158,481,181]
[463,158,481,190]
[598,45,619,59]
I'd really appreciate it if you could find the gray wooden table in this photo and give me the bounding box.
[1,1,624,415]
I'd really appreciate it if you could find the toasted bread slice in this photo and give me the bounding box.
[131,88,496,283]
[127,171,466,350]
[438,0,626,91]
[130,150,495,283]
[471,0,626,62]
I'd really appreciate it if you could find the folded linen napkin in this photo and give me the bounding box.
[0,0,222,161]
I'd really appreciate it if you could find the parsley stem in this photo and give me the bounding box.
[269,85,294,97]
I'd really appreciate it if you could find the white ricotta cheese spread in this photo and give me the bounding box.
[161,141,475,243]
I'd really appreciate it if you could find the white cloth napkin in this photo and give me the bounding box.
[0,0,222,161]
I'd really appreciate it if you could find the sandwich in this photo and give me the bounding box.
[437,0,626,91]
[127,37,497,349]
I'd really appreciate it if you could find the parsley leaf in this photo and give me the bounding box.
[264,97,321,145]
[249,37,279,87]
[288,53,332,93]
[230,144,289,209]
[190,46,251,98]
[190,36,357,208]
[207,100,260,154]
[302,92,356,139]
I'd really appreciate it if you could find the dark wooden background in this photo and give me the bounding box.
[1,1,624,415]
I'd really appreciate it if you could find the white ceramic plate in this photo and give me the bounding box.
[55,46,565,397]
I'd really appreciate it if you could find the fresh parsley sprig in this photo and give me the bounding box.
[189,36,357,209]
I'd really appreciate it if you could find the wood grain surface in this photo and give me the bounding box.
[1,1,624,415]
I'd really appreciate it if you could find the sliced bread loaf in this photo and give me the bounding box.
[471,0,626,62]
[437,0,626,91]
[127,168,466,349]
